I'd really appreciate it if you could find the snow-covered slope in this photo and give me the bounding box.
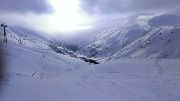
[81,14,180,60]
[111,26,180,60]
[81,24,146,58]
[1,20,180,101]
[1,41,180,101]
[9,26,46,40]
[0,25,50,50]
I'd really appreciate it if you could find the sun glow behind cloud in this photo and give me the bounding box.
[44,0,93,35]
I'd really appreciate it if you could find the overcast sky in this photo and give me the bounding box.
[0,0,180,36]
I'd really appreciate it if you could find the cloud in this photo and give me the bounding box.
[136,15,153,30]
[80,0,180,15]
[1,0,180,36]
[0,0,52,14]
[0,0,94,35]
[148,14,180,27]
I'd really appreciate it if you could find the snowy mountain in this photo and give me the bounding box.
[0,25,50,50]
[9,26,45,39]
[80,14,180,61]
[1,24,70,54]
[81,24,147,58]
[0,23,99,64]
[111,26,180,60]
[1,16,180,101]
[1,33,180,101]
[3,14,179,62]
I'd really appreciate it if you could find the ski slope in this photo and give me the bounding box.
[0,34,180,101]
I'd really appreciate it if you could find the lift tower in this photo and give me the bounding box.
[1,23,7,43]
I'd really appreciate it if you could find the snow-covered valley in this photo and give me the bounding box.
[0,24,180,101]
[1,14,180,101]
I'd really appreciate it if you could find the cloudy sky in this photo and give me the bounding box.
[0,0,179,36]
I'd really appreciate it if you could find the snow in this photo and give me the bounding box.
[1,14,180,101]
[1,35,180,101]
[111,26,180,59]
[81,25,146,58]
[80,14,180,60]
